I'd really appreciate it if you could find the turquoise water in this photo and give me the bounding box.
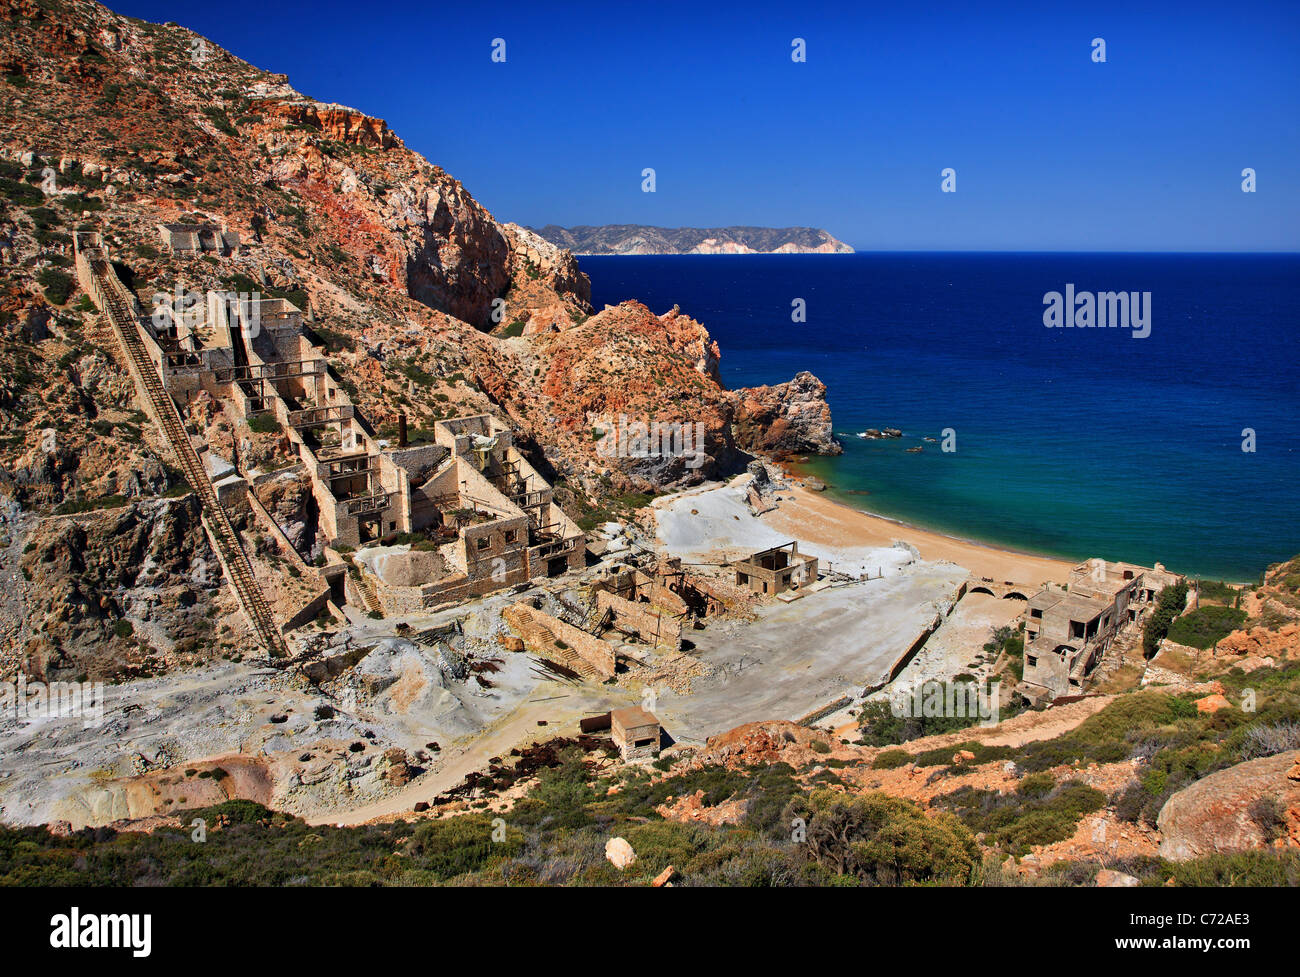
[584,253,1300,581]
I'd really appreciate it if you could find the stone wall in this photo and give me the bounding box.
[595,590,681,651]
[502,602,616,680]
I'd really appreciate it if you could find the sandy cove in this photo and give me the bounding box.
[767,481,1077,589]
[654,469,1076,591]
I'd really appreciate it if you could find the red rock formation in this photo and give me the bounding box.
[1217,622,1300,661]
[257,100,397,149]
[733,371,842,457]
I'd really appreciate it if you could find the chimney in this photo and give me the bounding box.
[397,412,408,448]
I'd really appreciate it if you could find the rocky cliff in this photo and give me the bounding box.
[535,224,855,255]
[0,0,839,677]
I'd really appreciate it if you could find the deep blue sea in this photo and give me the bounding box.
[583,253,1300,581]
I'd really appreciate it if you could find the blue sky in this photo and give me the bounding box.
[116,1,1299,250]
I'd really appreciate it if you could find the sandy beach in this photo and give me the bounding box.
[654,470,1076,590]
[767,481,1077,588]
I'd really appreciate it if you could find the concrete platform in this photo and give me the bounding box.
[654,562,967,743]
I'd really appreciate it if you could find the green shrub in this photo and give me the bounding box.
[403,814,524,880]
[54,494,128,515]
[246,414,281,435]
[791,790,979,885]
[1143,582,1189,657]
[937,778,1105,854]
[912,740,1014,769]
[857,695,985,746]
[0,177,42,205]
[872,748,912,770]
[37,267,76,305]
[1166,605,1247,649]
[1196,580,1242,604]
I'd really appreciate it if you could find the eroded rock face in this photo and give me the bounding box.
[257,101,397,149]
[528,301,737,486]
[1216,623,1300,661]
[733,371,841,458]
[403,180,513,327]
[501,223,591,309]
[13,497,223,680]
[701,720,821,767]
[253,469,317,556]
[1157,749,1300,861]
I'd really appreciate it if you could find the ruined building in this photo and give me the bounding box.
[611,707,661,761]
[116,270,584,616]
[731,541,818,596]
[1020,559,1182,700]
[157,222,240,255]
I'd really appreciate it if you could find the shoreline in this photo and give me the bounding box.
[777,459,1251,584]
[763,464,1078,587]
[781,462,1079,566]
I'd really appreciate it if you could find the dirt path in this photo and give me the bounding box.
[836,694,1117,752]
[308,683,602,826]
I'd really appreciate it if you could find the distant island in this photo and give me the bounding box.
[532,225,855,255]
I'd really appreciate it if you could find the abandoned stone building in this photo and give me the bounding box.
[731,541,818,596]
[611,707,661,761]
[137,284,585,613]
[1020,559,1182,700]
[157,221,240,255]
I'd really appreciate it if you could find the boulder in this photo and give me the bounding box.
[1195,693,1232,714]
[604,836,637,870]
[381,748,414,787]
[1157,749,1300,861]
[1095,869,1141,887]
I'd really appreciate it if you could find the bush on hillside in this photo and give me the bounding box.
[1143,582,1189,657]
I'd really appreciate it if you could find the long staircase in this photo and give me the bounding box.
[75,233,289,659]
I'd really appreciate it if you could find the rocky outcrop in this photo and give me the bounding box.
[253,469,317,556]
[733,371,841,458]
[1216,623,1300,661]
[1157,750,1300,861]
[257,100,397,149]
[13,497,224,680]
[521,301,736,487]
[402,178,514,327]
[501,223,591,309]
[656,788,747,826]
[700,720,825,768]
